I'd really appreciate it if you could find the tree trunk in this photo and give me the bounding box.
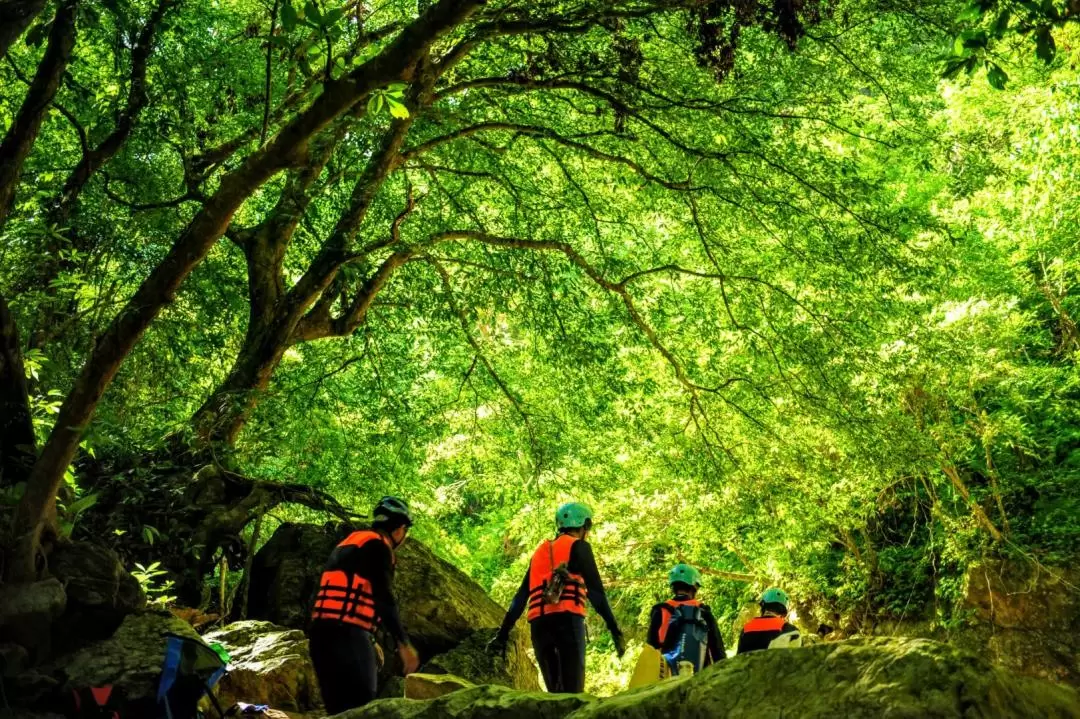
[0,295,36,487]
[191,320,295,446]
[0,0,49,60]
[0,0,78,230]
[7,0,483,582]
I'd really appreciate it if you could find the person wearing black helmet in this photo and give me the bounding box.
[307,496,421,712]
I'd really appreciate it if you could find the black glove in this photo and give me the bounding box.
[613,631,627,659]
[486,635,508,658]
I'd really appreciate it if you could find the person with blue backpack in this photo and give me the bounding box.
[646,564,725,674]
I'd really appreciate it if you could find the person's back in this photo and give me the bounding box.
[488,502,625,693]
[646,564,725,673]
[306,496,420,713]
[736,587,801,654]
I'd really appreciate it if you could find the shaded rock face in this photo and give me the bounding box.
[0,579,66,661]
[49,541,146,651]
[8,610,204,714]
[346,638,1080,719]
[424,628,539,692]
[204,620,322,712]
[960,559,1080,687]
[246,523,539,691]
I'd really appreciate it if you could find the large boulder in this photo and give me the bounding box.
[0,579,66,661]
[345,638,1080,719]
[203,620,322,712]
[246,523,538,691]
[47,610,200,697]
[7,610,204,713]
[49,541,146,651]
[423,628,540,692]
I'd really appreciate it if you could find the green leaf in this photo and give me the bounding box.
[1034,26,1055,63]
[387,98,410,118]
[990,8,1011,38]
[280,2,297,32]
[67,493,99,516]
[322,7,344,26]
[986,62,1008,89]
[304,0,322,24]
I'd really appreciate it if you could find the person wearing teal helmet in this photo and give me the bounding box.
[645,564,725,673]
[736,586,801,654]
[488,501,625,692]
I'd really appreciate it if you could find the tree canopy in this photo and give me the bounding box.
[1,0,1078,686]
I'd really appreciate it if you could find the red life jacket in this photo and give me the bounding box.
[526,534,587,621]
[310,530,394,630]
[742,616,787,634]
[657,597,702,644]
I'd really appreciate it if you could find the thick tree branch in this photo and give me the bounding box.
[0,0,78,230]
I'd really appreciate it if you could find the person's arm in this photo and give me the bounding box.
[357,541,409,645]
[703,606,726,664]
[569,540,620,637]
[495,570,530,642]
[735,629,749,655]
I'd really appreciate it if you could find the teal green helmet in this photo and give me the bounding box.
[555,502,593,530]
[760,587,789,611]
[668,563,702,588]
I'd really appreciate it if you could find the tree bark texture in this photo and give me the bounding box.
[0,0,49,60]
[0,0,78,230]
[0,295,36,487]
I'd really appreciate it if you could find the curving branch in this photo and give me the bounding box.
[0,0,78,231]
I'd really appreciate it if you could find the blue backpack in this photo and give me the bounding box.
[155,633,230,719]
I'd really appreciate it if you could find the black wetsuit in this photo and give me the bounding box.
[645,595,726,666]
[735,615,800,654]
[307,534,408,713]
[495,538,621,693]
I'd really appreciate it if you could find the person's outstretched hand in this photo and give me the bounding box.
[613,631,627,659]
[486,635,508,658]
[399,642,421,675]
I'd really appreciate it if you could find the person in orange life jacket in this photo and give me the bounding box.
[306,496,421,714]
[646,564,725,668]
[736,587,802,654]
[487,502,626,693]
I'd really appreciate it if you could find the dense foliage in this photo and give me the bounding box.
[1,0,1078,691]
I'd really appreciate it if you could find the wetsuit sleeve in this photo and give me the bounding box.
[569,540,621,637]
[646,605,664,649]
[495,570,530,642]
[342,540,409,644]
[703,606,726,663]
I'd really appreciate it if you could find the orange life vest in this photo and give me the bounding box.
[310,530,394,630]
[657,597,702,644]
[742,616,786,633]
[526,534,587,621]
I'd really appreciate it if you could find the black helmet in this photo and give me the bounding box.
[373,495,413,528]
